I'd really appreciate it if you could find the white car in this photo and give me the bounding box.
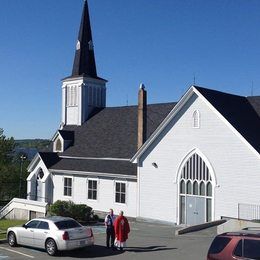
[7,216,94,256]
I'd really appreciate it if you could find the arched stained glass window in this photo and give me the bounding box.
[207,182,212,197]
[193,181,198,195]
[181,154,212,182]
[200,182,205,196]
[187,181,192,194]
[179,152,214,225]
[180,180,185,194]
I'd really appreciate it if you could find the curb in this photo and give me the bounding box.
[175,219,226,235]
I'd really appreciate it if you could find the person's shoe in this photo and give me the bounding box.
[120,247,123,251]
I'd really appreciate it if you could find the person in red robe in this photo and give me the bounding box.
[114,210,130,250]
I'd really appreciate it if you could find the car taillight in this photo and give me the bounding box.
[62,231,69,240]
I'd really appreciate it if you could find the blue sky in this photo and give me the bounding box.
[1,0,260,139]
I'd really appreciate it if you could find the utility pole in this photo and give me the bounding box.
[19,154,27,198]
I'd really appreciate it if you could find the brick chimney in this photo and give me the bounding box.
[137,83,147,150]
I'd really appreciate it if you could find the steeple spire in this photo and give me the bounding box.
[72,0,97,78]
[61,0,107,126]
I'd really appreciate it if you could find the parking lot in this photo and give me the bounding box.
[0,221,216,259]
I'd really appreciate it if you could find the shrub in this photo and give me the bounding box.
[49,200,98,222]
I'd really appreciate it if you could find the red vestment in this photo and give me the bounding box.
[114,215,130,242]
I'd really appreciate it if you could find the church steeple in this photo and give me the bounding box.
[61,0,107,126]
[72,0,97,78]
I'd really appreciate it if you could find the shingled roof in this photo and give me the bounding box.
[61,102,176,159]
[40,86,260,176]
[196,86,260,154]
[39,152,60,169]
[50,158,137,177]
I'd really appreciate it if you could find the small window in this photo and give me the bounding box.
[38,221,49,230]
[180,196,185,224]
[207,182,212,197]
[64,177,72,197]
[186,181,192,194]
[55,139,62,152]
[206,198,212,222]
[37,169,44,179]
[55,220,81,230]
[88,180,97,200]
[193,181,198,195]
[26,220,40,229]
[208,237,231,254]
[244,239,260,259]
[180,180,185,194]
[192,110,200,128]
[115,182,126,204]
[200,182,205,196]
[233,239,242,257]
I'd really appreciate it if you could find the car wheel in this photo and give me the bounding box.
[8,232,17,247]
[45,238,57,256]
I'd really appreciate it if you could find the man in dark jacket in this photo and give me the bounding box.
[104,208,116,248]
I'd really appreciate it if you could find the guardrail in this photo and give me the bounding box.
[238,203,260,220]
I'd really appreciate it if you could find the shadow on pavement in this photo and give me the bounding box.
[125,245,177,252]
[61,245,124,258]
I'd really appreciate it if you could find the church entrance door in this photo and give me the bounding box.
[186,196,205,225]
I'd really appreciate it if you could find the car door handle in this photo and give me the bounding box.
[44,231,48,234]
[30,230,34,232]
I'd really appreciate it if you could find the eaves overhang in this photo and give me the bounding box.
[50,169,137,181]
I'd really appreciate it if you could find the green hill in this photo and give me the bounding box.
[15,139,51,150]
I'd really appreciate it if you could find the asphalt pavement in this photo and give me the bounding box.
[0,221,216,259]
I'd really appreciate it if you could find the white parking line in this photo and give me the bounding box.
[0,247,34,259]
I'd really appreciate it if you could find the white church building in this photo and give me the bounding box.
[26,1,260,225]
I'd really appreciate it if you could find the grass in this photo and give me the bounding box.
[0,219,26,239]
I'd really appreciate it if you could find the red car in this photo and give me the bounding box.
[207,229,260,260]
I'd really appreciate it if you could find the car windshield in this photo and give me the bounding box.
[208,236,231,254]
[54,220,81,230]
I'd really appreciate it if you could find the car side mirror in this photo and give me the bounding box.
[23,224,27,229]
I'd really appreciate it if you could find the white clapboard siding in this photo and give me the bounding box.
[139,93,260,224]
[52,174,137,217]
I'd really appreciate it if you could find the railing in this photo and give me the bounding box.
[238,203,260,220]
[26,192,48,203]
[0,198,48,219]
[0,199,14,219]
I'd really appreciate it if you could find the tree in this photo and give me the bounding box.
[0,128,15,165]
[0,128,28,203]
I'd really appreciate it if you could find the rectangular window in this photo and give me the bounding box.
[64,177,72,196]
[115,182,126,204]
[244,239,260,259]
[88,180,97,200]
[180,196,185,224]
[206,198,212,222]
